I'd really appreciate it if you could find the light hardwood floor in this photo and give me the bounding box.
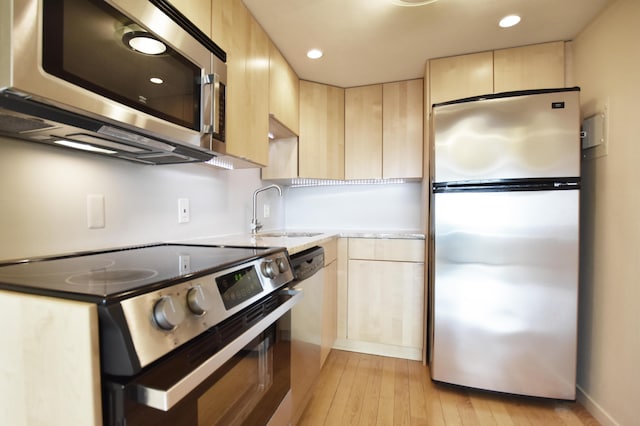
[298,350,599,426]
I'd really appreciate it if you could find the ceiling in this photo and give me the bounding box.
[242,0,614,88]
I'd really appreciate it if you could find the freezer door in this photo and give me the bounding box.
[433,90,581,183]
[430,189,579,399]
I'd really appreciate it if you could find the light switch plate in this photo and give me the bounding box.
[178,198,190,223]
[87,194,105,229]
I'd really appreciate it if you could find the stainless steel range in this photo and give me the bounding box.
[0,243,300,425]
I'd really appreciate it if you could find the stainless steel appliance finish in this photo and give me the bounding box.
[0,243,299,425]
[288,246,325,424]
[0,0,226,164]
[429,88,581,400]
[433,88,580,183]
[104,289,300,426]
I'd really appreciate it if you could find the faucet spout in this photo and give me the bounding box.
[251,184,282,234]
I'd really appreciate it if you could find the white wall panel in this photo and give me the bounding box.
[0,137,278,260]
[283,182,422,232]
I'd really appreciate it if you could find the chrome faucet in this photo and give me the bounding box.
[251,184,282,234]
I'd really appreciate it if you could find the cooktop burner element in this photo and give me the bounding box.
[66,268,159,286]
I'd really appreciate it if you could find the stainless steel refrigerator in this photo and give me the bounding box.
[428,87,581,400]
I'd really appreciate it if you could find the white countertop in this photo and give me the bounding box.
[179,230,425,255]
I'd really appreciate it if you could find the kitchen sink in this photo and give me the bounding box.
[258,232,323,238]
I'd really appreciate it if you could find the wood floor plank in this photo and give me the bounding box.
[324,351,361,425]
[376,355,398,425]
[438,383,482,426]
[468,393,500,426]
[297,349,348,425]
[342,353,372,424]
[297,351,600,426]
[358,354,384,426]
[393,358,412,425]
[470,392,516,426]
[407,360,429,425]
[420,362,448,425]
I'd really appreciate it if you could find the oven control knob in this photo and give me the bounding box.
[261,259,278,279]
[276,257,289,273]
[187,286,213,315]
[153,296,186,330]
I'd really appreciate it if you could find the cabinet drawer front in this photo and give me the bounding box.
[348,238,425,262]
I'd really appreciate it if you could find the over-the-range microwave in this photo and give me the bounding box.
[0,0,226,164]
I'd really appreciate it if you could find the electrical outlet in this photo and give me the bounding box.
[263,203,270,218]
[178,198,190,223]
[179,255,191,274]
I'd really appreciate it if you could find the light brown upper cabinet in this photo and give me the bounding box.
[172,0,211,36]
[382,79,423,179]
[345,85,383,180]
[429,42,567,106]
[429,52,494,105]
[269,42,300,136]
[494,42,566,93]
[299,81,345,180]
[344,79,424,180]
[211,0,269,166]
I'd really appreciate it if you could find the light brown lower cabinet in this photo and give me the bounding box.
[0,290,102,425]
[320,238,338,367]
[335,238,425,361]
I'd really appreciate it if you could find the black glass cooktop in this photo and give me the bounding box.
[0,244,272,302]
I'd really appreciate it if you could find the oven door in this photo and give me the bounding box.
[104,290,300,426]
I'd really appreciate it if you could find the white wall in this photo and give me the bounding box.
[0,136,285,261]
[572,1,640,425]
[0,133,421,262]
[282,182,423,232]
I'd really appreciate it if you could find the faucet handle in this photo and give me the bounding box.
[250,218,262,234]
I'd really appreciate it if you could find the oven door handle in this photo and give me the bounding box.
[134,289,302,411]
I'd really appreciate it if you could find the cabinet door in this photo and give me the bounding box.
[269,42,300,136]
[320,238,338,366]
[494,42,566,92]
[347,259,424,349]
[172,0,211,36]
[345,84,383,180]
[382,79,424,179]
[1,291,101,426]
[321,260,337,367]
[430,51,494,104]
[211,0,232,52]
[211,0,269,166]
[260,136,298,180]
[242,14,270,165]
[299,80,345,179]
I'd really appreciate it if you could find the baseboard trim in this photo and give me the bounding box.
[333,339,422,361]
[576,384,619,426]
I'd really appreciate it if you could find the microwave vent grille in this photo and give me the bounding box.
[0,113,55,134]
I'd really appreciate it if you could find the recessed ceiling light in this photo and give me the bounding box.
[391,0,439,6]
[499,15,521,28]
[149,77,164,84]
[307,49,323,59]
